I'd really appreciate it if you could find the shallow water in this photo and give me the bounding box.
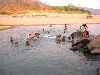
[0,24,100,75]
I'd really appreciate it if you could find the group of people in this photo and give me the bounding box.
[26,32,40,47]
[10,36,19,47]
[9,24,90,48]
[10,32,40,47]
[56,35,65,44]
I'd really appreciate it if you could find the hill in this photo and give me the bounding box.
[88,9,100,15]
[0,0,91,15]
[0,0,56,15]
[53,5,91,14]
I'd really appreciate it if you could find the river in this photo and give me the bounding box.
[0,24,100,75]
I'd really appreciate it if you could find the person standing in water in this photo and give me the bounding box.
[64,24,67,33]
[26,39,31,47]
[43,28,45,32]
[10,36,19,47]
[26,34,32,47]
[10,36,14,45]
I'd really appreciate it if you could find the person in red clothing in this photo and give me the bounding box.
[82,30,89,38]
[80,24,89,38]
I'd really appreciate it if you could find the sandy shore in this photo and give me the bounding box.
[0,15,100,25]
[0,14,100,30]
[0,26,14,30]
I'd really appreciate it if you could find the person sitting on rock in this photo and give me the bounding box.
[82,30,89,38]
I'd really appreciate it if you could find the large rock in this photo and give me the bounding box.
[89,35,100,48]
[88,35,100,54]
[91,48,100,54]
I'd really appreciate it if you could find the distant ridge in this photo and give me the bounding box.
[89,9,100,15]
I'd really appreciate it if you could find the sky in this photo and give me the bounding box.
[40,0,100,9]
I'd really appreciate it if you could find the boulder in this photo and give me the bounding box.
[88,35,100,54]
[91,48,100,54]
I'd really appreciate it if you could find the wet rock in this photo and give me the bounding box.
[96,68,100,75]
[88,35,100,54]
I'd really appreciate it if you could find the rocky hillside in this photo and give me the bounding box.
[0,0,91,15]
[0,0,56,15]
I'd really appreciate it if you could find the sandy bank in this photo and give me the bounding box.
[0,26,15,30]
[0,15,100,25]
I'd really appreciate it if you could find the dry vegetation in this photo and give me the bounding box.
[0,0,91,15]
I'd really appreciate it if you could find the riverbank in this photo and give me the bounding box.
[0,14,100,30]
[0,26,15,31]
[0,14,100,25]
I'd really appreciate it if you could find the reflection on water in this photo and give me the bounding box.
[0,24,100,75]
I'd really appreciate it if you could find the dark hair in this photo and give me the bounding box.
[82,24,87,27]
